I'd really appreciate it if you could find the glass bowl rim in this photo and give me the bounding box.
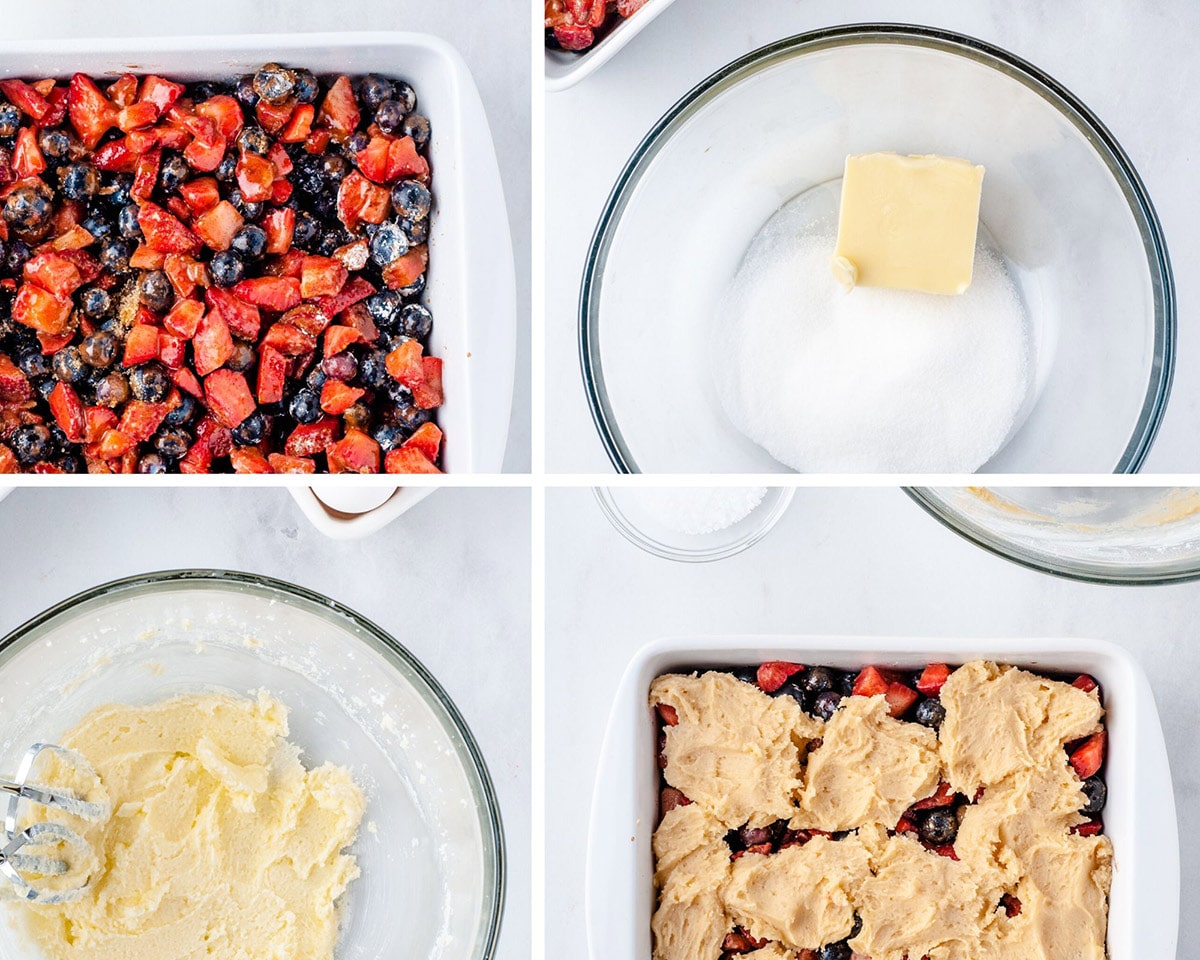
[906,488,1200,585]
[593,486,795,562]
[578,22,1176,475]
[0,567,507,960]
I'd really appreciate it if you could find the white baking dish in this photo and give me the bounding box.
[545,0,681,92]
[289,484,436,539]
[587,636,1178,960]
[0,32,516,473]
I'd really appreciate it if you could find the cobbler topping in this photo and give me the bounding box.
[649,660,1112,960]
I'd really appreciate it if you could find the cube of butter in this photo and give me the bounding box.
[832,152,986,295]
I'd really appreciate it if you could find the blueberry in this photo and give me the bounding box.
[158,153,189,192]
[229,189,263,221]
[400,217,429,245]
[838,671,858,696]
[57,453,84,473]
[35,379,56,403]
[80,213,113,241]
[237,125,271,156]
[391,179,431,222]
[372,423,408,452]
[343,402,370,432]
[210,250,245,287]
[129,363,170,402]
[102,173,134,208]
[402,113,430,150]
[235,75,260,108]
[164,393,196,426]
[919,809,958,846]
[816,943,851,960]
[346,130,370,155]
[81,330,118,368]
[93,371,130,408]
[98,238,132,274]
[812,690,843,721]
[366,291,402,329]
[914,698,946,730]
[322,352,357,381]
[369,221,408,266]
[52,347,87,384]
[305,365,327,390]
[118,203,143,239]
[395,303,431,340]
[292,213,320,250]
[2,182,53,234]
[253,63,295,105]
[137,453,169,474]
[396,272,426,300]
[292,69,319,104]
[375,99,406,135]
[139,270,175,312]
[188,80,225,102]
[227,340,256,373]
[804,666,836,694]
[288,388,323,425]
[358,74,394,111]
[0,103,19,138]
[232,411,266,445]
[215,153,238,182]
[321,154,349,183]
[386,399,431,432]
[776,679,810,706]
[1080,776,1106,815]
[4,239,31,275]
[38,129,71,160]
[59,162,99,200]
[849,914,862,939]
[80,287,112,319]
[17,350,50,378]
[292,154,325,196]
[154,428,191,460]
[10,424,52,465]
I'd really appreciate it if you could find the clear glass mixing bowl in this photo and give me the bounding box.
[580,24,1174,473]
[0,571,504,960]
[909,487,1200,583]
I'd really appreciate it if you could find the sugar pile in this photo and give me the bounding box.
[714,204,1031,473]
[634,487,768,535]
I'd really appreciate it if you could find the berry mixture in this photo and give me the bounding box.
[651,661,1111,960]
[0,64,444,474]
[545,0,649,52]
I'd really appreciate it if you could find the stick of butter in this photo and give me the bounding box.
[831,152,985,295]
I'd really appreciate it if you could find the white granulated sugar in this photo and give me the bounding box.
[714,204,1030,473]
[636,487,768,536]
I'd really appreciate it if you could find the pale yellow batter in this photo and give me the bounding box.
[23,692,365,960]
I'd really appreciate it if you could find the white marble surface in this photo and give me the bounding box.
[0,487,531,960]
[546,486,1199,957]
[546,0,1200,473]
[2,0,531,472]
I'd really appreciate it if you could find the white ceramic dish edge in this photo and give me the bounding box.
[289,485,436,539]
[545,0,681,92]
[0,32,517,473]
[586,635,1179,960]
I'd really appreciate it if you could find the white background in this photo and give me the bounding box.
[0,487,531,960]
[1,0,532,472]
[546,486,1198,957]
[546,0,1200,472]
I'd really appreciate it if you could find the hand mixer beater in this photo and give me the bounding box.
[0,743,109,904]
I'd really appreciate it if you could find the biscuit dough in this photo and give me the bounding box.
[652,805,733,960]
[651,672,822,828]
[23,692,365,960]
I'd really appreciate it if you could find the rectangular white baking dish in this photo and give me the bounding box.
[587,635,1179,960]
[545,0,681,92]
[0,32,516,472]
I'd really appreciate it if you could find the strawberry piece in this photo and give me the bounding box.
[30,462,66,475]
[53,225,95,251]
[122,324,160,366]
[317,75,360,141]
[128,147,162,204]
[129,243,167,270]
[285,417,340,457]
[382,244,428,290]
[13,283,72,334]
[195,95,243,140]
[12,128,46,178]
[193,200,244,251]
[304,128,332,154]
[655,702,679,726]
[93,137,138,172]
[256,98,296,135]
[24,252,83,296]
[910,782,956,811]
[884,681,919,718]
[413,356,444,410]
[256,345,287,404]
[930,844,960,861]
[38,86,68,130]
[94,428,134,459]
[319,380,365,416]
[157,331,186,370]
[386,136,429,182]
[232,276,301,312]
[67,73,119,149]
[755,661,804,693]
[722,930,768,954]
[267,453,316,474]
[894,816,918,834]
[204,369,256,428]
[126,128,161,154]
[355,136,391,183]
[172,368,203,398]
[0,445,16,474]
[193,308,234,376]
[83,406,119,443]
[195,415,232,458]
[336,170,390,230]
[1069,731,1106,780]
[852,666,890,698]
[38,330,75,354]
[300,255,348,299]
[262,207,295,255]
[184,128,227,172]
[660,787,691,816]
[0,354,31,401]
[267,248,306,279]
[553,25,595,50]
[163,254,203,299]
[323,325,364,357]
[1000,893,1022,918]
[107,73,138,108]
[280,103,315,142]
[384,445,441,474]
[164,298,205,338]
[916,663,951,696]
[326,428,380,473]
[153,120,191,150]
[0,79,50,121]
[179,176,221,214]
[118,100,159,132]
[281,303,331,338]
[205,287,261,340]
[235,152,275,203]
[385,339,424,387]
[54,248,101,283]
[267,141,293,177]
[138,75,185,115]
[1072,675,1098,693]
[1072,819,1104,837]
[178,440,213,473]
[48,382,85,442]
[138,200,202,255]
[165,194,194,222]
[341,302,378,343]
[314,274,375,318]
[261,323,316,356]
[230,447,274,474]
[118,400,169,442]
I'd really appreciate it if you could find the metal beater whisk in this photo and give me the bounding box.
[0,743,109,904]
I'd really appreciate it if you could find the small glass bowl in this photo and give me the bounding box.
[594,487,794,561]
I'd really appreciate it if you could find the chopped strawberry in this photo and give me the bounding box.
[304,128,332,154]
[138,200,202,255]
[193,308,235,376]
[203,369,256,428]
[256,98,296,135]
[1069,731,1106,780]
[184,127,227,173]
[0,79,50,121]
[930,844,959,861]
[24,252,83,296]
[117,100,159,132]
[53,224,96,251]
[319,379,365,416]
[910,782,956,811]
[256,345,288,404]
[230,447,274,474]
[235,152,275,203]
[280,103,315,142]
[92,137,138,172]
[83,406,119,444]
[655,702,679,726]
[163,298,206,338]
[1000,894,1022,918]
[262,207,295,254]
[413,356,444,409]
[195,415,233,458]
[285,417,340,457]
[193,200,244,251]
[316,75,360,141]
[12,128,45,178]
[67,73,118,149]
[0,445,15,474]
[384,445,442,474]
[385,339,424,387]
[13,283,73,334]
[281,303,332,338]
[323,325,364,357]
[261,323,316,356]
[300,255,348,299]
[553,25,595,50]
[1072,819,1104,837]
[107,73,139,108]
[157,331,186,370]
[138,75,185,115]
[48,382,86,442]
[195,95,244,140]
[916,663,951,696]
[179,176,221,214]
[386,136,429,182]
[326,428,380,473]
[355,136,392,183]
[1072,675,1098,693]
[722,930,768,954]
[162,253,203,299]
[382,244,428,290]
[205,287,261,340]
[660,787,691,816]
[122,324,160,366]
[314,274,376,318]
[756,661,804,694]
[129,243,167,270]
[852,666,890,699]
[336,170,390,229]
[895,816,918,834]
[0,354,31,402]
[232,276,301,312]
[341,302,378,343]
[884,681,919,718]
[117,400,170,442]
[267,453,316,474]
